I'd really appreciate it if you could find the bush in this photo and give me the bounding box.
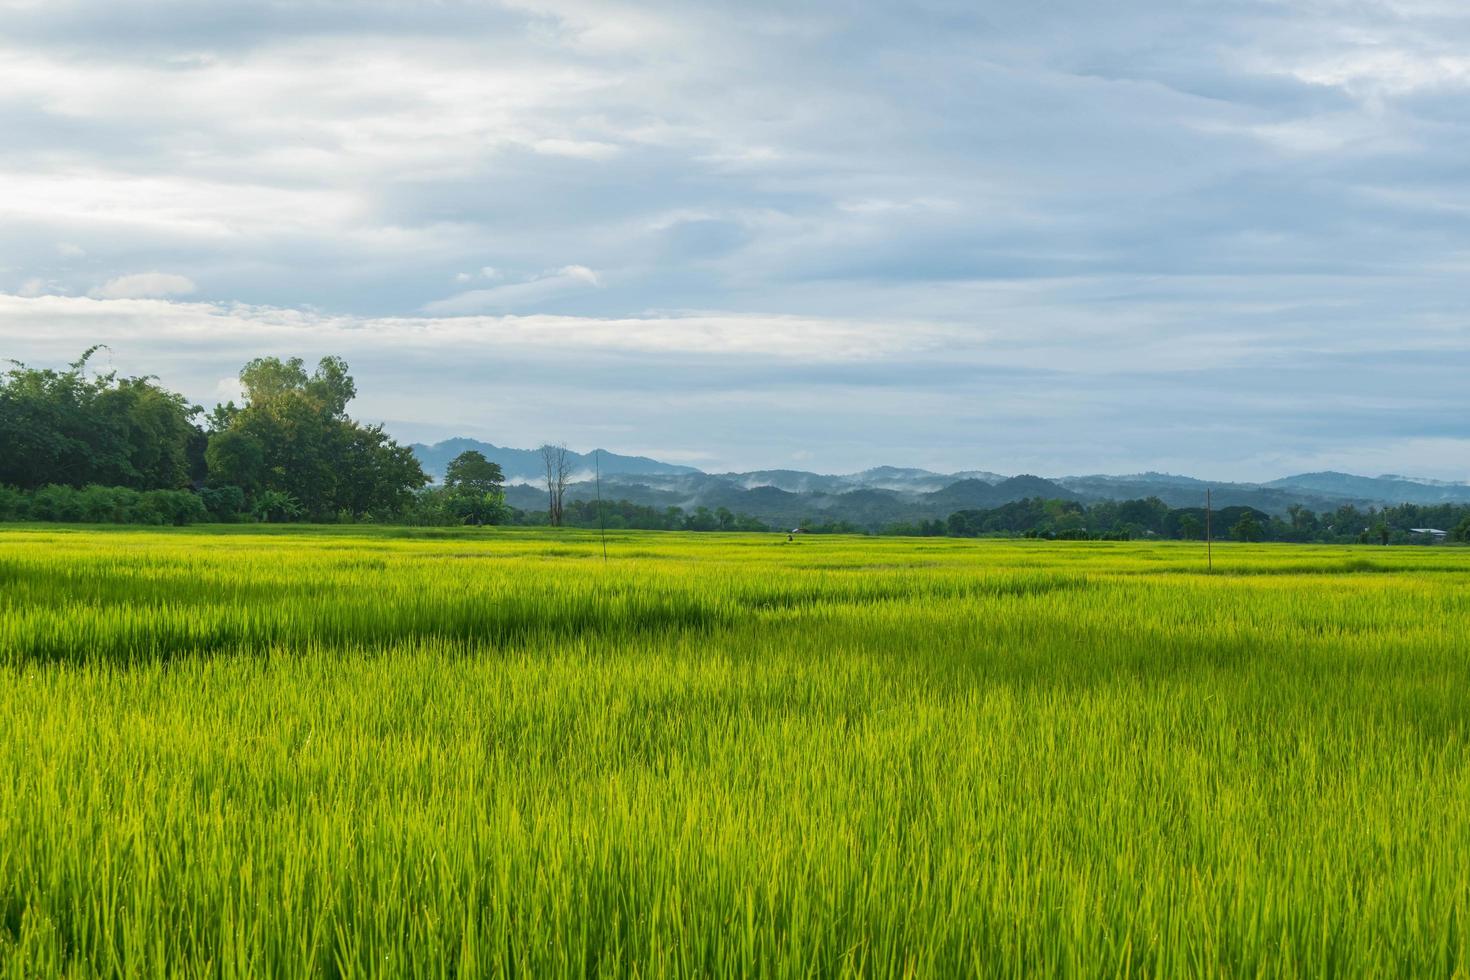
[252,490,304,524]
[78,485,141,523]
[399,487,463,527]
[139,489,209,526]
[0,485,29,521]
[30,485,86,522]
[0,484,210,525]
[201,485,247,522]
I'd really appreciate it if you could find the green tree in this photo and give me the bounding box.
[1231,511,1263,542]
[0,348,203,491]
[1454,516,1470,543]
[443,450,507,525]
[204,428,266,494]
[205,356,427,520]
[445,450,504,495]
[252,490,304,523]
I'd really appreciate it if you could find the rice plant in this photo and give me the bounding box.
[1,526,1468,976]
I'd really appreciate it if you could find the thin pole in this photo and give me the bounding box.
[1205,488,1213,572]
[595,449,608,563]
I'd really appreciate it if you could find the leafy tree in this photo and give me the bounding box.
[1231,511,1263,542]
[204,428,267,494]
[684,506,719,531]
[1454,516,1470,543]
[200,485,247,522]
[0,485,27,520]
[0,348,203,491]
[252,490,304,523]
[1115,497,1168,534]
[205,356,427,520]
[443,450,507,525]
[444,450,504,495]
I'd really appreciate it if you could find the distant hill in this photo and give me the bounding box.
[1057,474,1345,514]
[506,471,1077,529]
[712,466,1004,495]
[1265,472,1470,505]
[422,439,1468,527]
[410,439,700,483]
[924,476,1078,511]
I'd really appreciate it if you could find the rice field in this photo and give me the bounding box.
[2,525,1469,977]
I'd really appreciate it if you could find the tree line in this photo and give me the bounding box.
[885,496,1470,544]
[0,351,782,531]
[1,349,430,523]
[5,351,1469,540]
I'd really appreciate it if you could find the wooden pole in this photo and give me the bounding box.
[595,450,608,564]
[1205,488,1213,572]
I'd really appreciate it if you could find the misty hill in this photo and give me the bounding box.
[1057,474,1345,514]
[505,472,1078,529]
[926,475,1080,511]
[410,438,700,483]
[426,439,1468,529]
[1265,472,1470,505]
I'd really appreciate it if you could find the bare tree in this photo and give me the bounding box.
[540,443,571,526]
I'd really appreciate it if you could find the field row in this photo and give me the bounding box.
[2,527,1468,976]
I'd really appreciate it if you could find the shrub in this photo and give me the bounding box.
[30,485,85,522]
[78,485,141,523]
[201,486,247,522]
[252,490,304,524]
[140,489,209,526]
[0,485,28,521]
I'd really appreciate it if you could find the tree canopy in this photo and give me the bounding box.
[0,347,204,491]
[205,356,427,520]
[441,450,508,525]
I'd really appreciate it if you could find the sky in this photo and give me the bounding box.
[2,0,1469,480]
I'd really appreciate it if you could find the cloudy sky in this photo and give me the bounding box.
[3,0,1468,479]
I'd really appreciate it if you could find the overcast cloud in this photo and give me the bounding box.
[2,0,1468,479]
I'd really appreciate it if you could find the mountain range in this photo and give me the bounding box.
[409,439,698,484]
[410,439,1470,529]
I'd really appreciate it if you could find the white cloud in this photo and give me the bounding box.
[557,264,599,286]
[2,289,1466,480]
[91,272,197,299]
[454,266,503,283]
[1,1,1469,476]
[422,265,601,314]
[530,138,621,159]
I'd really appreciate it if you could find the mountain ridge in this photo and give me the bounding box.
[412,439,1470,526]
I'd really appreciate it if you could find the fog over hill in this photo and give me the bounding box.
[412,440,1470,529]
[409,439,698,485]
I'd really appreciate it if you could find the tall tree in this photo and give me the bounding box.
[0,348,203,491]
[205,356,427,520]
[1231,511,1263,542]
[443,450,507,525]
[540,443,570,526]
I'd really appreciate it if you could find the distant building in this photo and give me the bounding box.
[1410,528,1448,541]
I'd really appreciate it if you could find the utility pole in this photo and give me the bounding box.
[1205,488,1213,572]
[595,450,608,563]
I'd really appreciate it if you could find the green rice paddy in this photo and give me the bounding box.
[2,526,1468,977]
